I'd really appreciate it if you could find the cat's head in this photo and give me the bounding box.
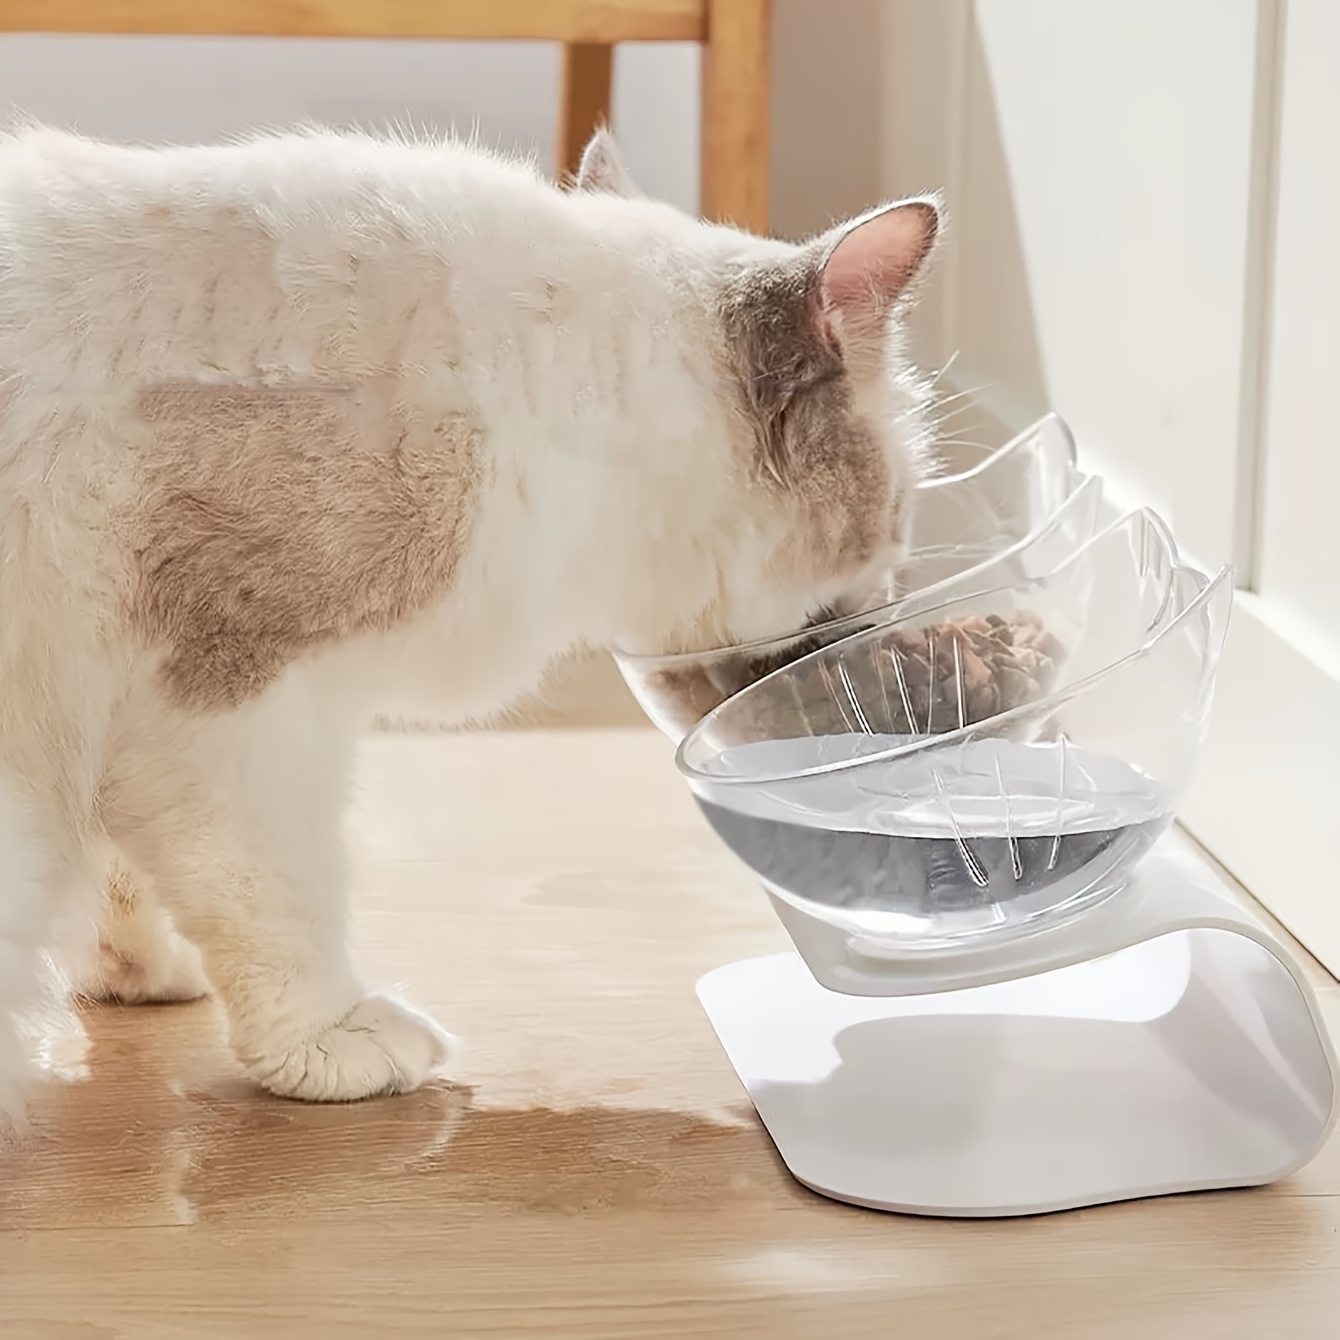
[574,130,941,655]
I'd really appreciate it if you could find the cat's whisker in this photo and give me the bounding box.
[927,348,962,384]
[931,438,998,454]
[928,384,994,419]
[929,398,993,429]
[929,385,984,410]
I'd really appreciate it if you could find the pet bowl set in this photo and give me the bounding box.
[616,414,1337,1218]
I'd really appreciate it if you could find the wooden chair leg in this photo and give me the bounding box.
[557,42,614,183]
[700,0,772,232]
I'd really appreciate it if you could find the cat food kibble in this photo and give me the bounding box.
[872,610,1066,734]
[651,610,1067,738]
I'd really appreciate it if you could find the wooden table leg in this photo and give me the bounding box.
[700,0,772,232]
[558,41,614,183]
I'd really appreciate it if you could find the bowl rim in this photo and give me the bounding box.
[674,544,1232,789]
[889,473,1108,619]
[915,408,1076,496]
[614,469,1100,673]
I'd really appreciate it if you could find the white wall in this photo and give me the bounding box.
[881,0,1263,574]
[769,0,885,240]
[1254,0,1340,675]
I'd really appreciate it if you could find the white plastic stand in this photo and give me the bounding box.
[697,836,1338,1217]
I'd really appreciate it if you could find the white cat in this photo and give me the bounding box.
[0,124,939,1125]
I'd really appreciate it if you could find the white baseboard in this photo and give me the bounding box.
[1180,592,1340,978]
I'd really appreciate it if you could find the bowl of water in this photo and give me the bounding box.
[676,511,1232,959]
[615,415,1100,743]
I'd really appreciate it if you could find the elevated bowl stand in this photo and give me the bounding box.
[697,835,1338,1217]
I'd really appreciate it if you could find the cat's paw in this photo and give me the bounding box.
[84,865,212,1006]
[83,926,212,1005]
[249,995,457,1103]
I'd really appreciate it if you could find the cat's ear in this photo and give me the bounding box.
[814,197,940,366]
[574,128,641,198]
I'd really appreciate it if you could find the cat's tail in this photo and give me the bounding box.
[0,763,60,1130]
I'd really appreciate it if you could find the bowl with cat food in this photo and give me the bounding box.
[898,409,1083,595]
[615,452,1103,743]
[675,508,1231,974]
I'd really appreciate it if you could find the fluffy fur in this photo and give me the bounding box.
[0,124,939,1123]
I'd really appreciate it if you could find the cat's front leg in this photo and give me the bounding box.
[121,817,456,1104]
[102,700,455,1102]
[81,855,212,1005]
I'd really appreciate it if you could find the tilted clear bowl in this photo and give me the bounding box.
[676,511,1231,953]
[616,455,1102,744]
[901,410,1082,596]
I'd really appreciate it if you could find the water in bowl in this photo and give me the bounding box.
[693,735,1170,948]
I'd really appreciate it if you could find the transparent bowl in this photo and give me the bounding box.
[676,512,1231,954]
[615,472,1104,743]
[901,411,1082,596]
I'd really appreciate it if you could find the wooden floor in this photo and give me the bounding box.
[3,729,1339,1338]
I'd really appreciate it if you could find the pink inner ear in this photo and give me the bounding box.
[820,201,939,320]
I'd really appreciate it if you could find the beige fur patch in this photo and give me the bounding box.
[130,381,481,711]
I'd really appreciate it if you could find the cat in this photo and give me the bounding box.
[0,122,939,1125]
